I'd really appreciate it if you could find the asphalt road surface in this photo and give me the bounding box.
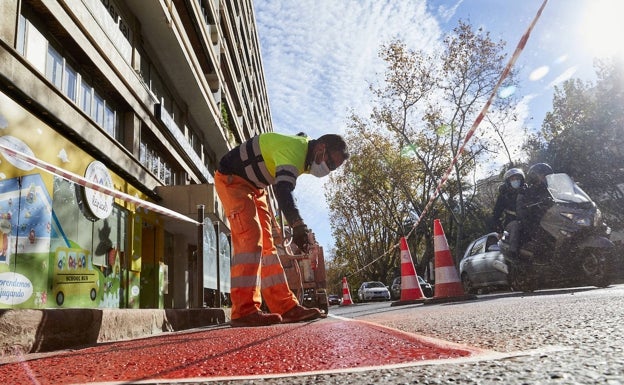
[2,284,623,384]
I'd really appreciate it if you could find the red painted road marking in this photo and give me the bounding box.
[0,318,488,384]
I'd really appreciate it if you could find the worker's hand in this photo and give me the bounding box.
[292,224,311,253]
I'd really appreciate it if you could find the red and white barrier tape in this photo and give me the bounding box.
[406,0,549,238]
[0,143,200,225]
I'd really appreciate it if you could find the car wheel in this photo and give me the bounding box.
[461,273,475,294]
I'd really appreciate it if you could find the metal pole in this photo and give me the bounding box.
[197,204,205,308]
[214,221,221,308]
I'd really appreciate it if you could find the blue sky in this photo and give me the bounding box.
[254,0,623,251]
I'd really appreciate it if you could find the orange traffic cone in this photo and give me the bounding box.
[391,237,425,306]
[426,219,476,304]
[340,276,353,306]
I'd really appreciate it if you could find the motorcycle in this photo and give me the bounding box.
[498,173,614,292]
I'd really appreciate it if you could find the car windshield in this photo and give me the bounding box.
[546,173,592,204]
[367,282,385,288]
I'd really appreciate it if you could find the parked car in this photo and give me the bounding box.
[357,281,391,302]
[460,232,510,294]
[327,294,341,306]
[390,276,434,299]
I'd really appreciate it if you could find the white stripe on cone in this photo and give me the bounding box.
[433,219,466,298]
[434,266,461,285]
[399,236,424,300]
[341,277,353,305]
[433,234,450,252]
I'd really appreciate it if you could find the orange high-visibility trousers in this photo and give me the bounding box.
[214,171,298,320]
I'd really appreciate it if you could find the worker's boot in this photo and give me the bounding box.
[281,305,322,323]
[230,311,282,327]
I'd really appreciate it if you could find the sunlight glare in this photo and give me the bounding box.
[529,65,549,81]
[547,66,578,89]
[498,85,516,99]
[580,0,624,59]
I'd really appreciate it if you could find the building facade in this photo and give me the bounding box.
[0,0,272,309]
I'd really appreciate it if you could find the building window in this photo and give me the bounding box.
[16,14,26,54]
[45,46,63,89]
[22,19,47,73]
[63,63,78,102]
[80,79,93,116]
[104,105,117,137]
[94,92,105,126]
[139,138,176,186]
[17,12,121,142]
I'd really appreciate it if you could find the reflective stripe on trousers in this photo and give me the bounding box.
[214,171,298,319]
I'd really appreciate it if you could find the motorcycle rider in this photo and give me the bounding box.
[514,163,554,255]
[490,167,525,234]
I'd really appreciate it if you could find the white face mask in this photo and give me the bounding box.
[310,149,331,178]
[510,180,521,189]
[310,160,331,178]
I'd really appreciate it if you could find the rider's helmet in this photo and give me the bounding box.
[503,168,525,189]
[526,163,553,186]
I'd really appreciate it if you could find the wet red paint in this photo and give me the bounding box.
[0,319,477,384]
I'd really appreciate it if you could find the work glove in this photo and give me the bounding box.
[292,223,311,253]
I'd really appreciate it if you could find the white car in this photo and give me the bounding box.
[357,281,391,302]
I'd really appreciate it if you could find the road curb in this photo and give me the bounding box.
[423,294,477,305]
[0,307,227,356]
[390,298,427,306]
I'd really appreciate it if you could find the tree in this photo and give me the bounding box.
[433,21,518,254]
[535,57,624,230]
[325,21,520,284]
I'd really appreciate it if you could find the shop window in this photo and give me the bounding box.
[51,177,130,308]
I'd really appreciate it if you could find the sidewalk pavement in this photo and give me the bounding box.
[0,307,229,357]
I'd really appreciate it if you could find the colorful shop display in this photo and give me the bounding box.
[0,90,158,309]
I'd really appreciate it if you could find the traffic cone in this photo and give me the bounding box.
[426,219,476,304]
[340,276,353,306]
[391,237,426,306]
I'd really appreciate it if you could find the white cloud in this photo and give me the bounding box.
[255,0,443,248]
[436,0,464,23]
[256,1,442,135]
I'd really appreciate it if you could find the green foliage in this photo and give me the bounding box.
[221,100,240,146]
[530,57,624,230]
